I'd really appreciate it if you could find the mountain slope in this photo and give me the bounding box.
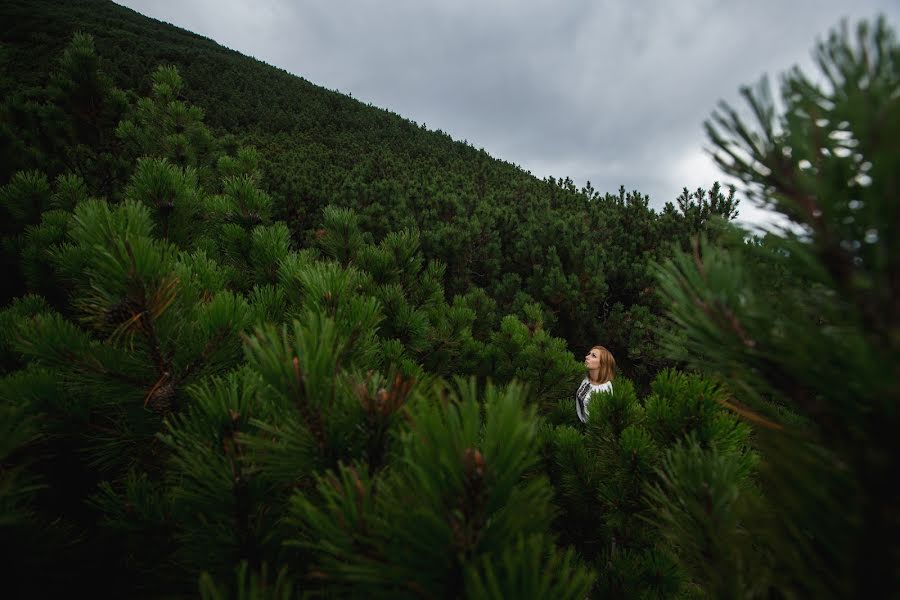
[1,0,729,380]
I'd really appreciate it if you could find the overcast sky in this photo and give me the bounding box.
[116,0,898,229]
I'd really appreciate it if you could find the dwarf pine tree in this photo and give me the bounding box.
[7,17,894,599]
[1,33,126,304]
[316,205,480,377]
[116,64,216,173]
[0,50,296,593]
[545,369,756,598]
[0,41,597,597]
[287,378,595,598]
[656,16,900,597]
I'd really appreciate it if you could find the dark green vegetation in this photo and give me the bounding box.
[2,1,897,597]
[1,0,739,382]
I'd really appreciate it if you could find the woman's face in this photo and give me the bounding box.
[584,348,601,370]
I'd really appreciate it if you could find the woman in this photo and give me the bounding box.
[575,345,615,424]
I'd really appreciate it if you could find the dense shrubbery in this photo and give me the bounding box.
[1,0,740,383]
[1,4,897,598]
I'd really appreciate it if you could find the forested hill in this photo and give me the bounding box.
[2,0,527,187]
[3,0,470,145]
[1,0,737,381]
[2,3,898,596]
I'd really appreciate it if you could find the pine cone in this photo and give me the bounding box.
[146,380,176,415]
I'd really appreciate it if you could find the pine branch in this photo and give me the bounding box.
[223,411,259,570]
[140,311,169,377]
[291,356,325,452]
[180,327,230,382]
[63,348,148,387]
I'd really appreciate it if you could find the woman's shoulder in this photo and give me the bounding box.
[591,380,613,393]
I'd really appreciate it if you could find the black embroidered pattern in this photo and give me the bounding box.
[575,380,591,423]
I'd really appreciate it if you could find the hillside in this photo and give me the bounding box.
[1,3,897,597]
[1,0,532,191]
[1,0,735,380]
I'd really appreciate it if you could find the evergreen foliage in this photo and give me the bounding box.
[1,0,736,379]
[546,370,754,597]
[288,379,594,598]
[0,5,896,599]
[657,16,900,598]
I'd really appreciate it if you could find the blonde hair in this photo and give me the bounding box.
[589,345,616,384]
